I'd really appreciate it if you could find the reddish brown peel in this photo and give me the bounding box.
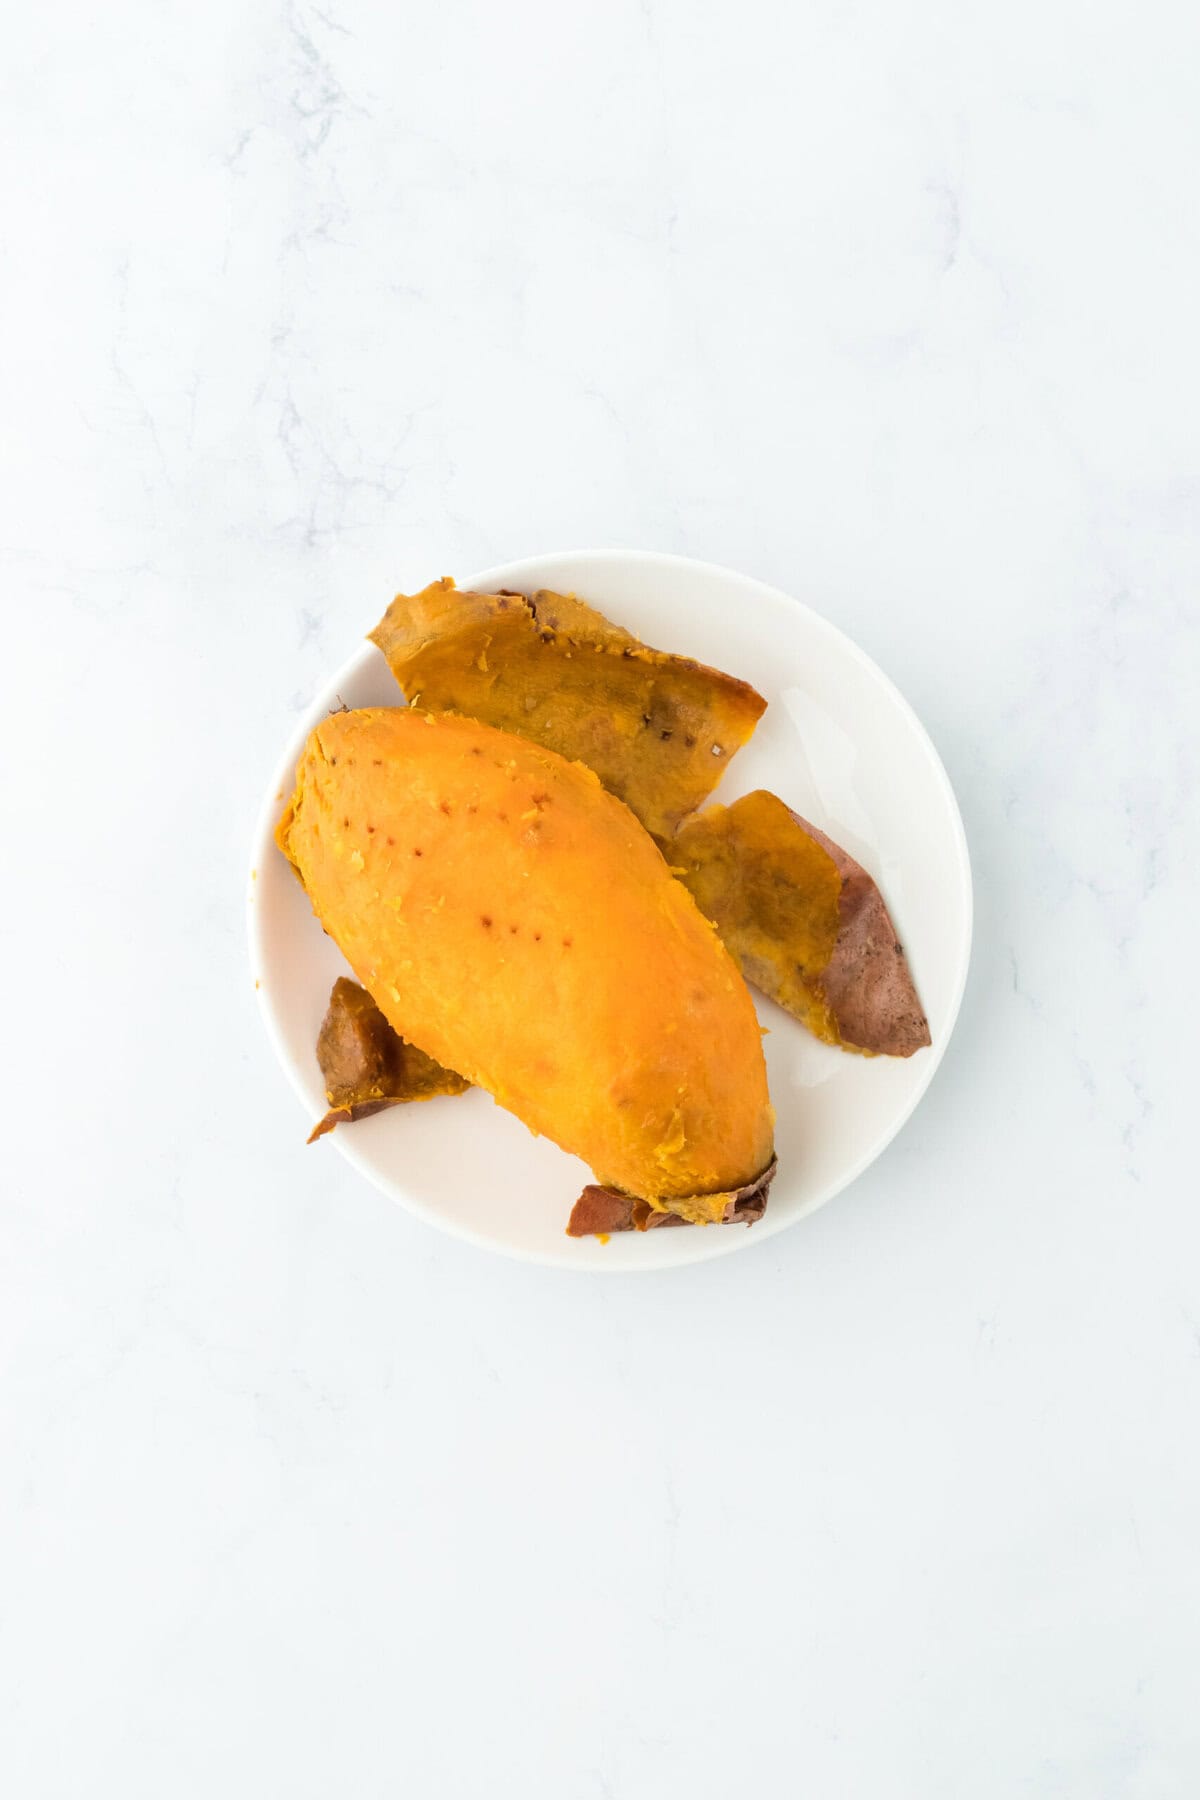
[368,579,766,840]
[672,791,929,1057]
[567,1158,776,1236]
[804,819,931,1055]
[307,976,468,1142]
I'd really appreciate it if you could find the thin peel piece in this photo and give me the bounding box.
[567,1157,777,1237]
[672,791,930,1057]
[308,976,468,1143]
[368,579,766,840]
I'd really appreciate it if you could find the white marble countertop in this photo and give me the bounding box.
[3,3,1198,1795]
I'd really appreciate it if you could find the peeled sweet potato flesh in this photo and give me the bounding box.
[307,976,468,1142]
[672,790,930,1057]
[368,579,766,841]
[277,708,775,1211]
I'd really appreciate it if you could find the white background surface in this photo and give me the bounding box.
[2,3,1198,1795]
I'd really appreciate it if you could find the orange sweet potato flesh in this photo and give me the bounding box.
[368,580,766,841]
[672,790,930,1057]
[307,976,469,1142]
[277,708,774,1215]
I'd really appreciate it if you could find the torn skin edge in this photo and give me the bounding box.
[566,1157,778,1238]
[308,1099,399,1144]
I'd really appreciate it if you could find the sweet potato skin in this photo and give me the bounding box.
[799,817,931,1055]
[672,790,930,1057]
[528,588,640,649]
[368,580,766,840]
[567,1157,776,1235]
[277,708,774,1205]
[307,977,468,1142]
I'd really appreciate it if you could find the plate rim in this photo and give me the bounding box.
[248,548,973,1271]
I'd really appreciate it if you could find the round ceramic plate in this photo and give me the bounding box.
[249,550,972,1270]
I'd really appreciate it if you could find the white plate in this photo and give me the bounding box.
[249,550,972,1270]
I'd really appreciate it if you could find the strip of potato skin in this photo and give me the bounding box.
[307,977,469,1141]
[671,791,930,1057]
[567,1158,777,1236]
[368,579,766,841]
[309,1099,399,1143]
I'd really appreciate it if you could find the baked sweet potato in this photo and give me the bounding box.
[672,790,929,1056]
[368,579,766,841]
[277,708,775,1214]
[307,976,468,1142]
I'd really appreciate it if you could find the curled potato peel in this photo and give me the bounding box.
[369,579,766,841]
